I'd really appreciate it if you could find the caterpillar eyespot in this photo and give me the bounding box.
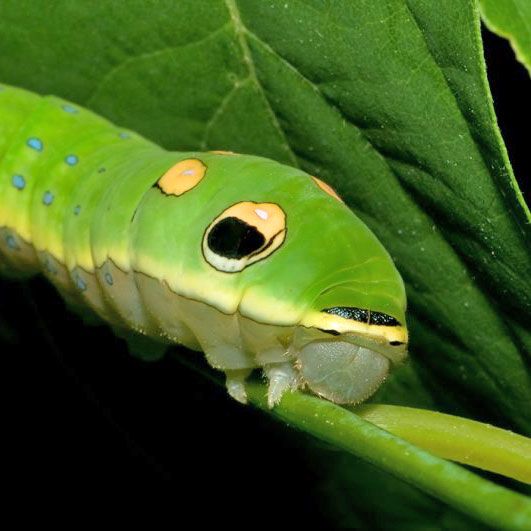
[156,158,206,196]
[209,150,235,155]
[0,82,408,408]
[202,202,287,273]
[311,176,344,202]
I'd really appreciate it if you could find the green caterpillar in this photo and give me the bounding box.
[0,83,408,407]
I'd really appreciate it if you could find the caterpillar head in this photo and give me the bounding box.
[295,297,407,404]
[293,222,408,404]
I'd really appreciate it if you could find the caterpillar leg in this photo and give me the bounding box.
[116,329,168,362]
[264,362,300,408]
[225,368,252,404]
[64,298,102,327]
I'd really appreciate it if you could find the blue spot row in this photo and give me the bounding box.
[65,154,78,166]
[5,234,18,250]
[42,191,54,206]
[75,274,87,292]
[12,174,26,190]
[73,205,82,216]
[104,272,114,286]
[27,137,43,151]
[43,256,57,275]
[62,104,78,114]
[119,132,130,139]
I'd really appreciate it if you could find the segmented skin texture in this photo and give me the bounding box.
[0,83,408,406]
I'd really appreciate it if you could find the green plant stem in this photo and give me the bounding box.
[353,404,531,484]
[245,383,531,531]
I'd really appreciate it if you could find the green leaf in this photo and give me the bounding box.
[479,0,531,75]
[0,0,529,526]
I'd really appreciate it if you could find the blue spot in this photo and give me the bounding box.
[62,104,78,114]
[119,132,130,139]
[104,272,114,286]
[65,154,78,166]
[73,205,81,215]
[42,191,54,206]
[6,235,18,250]
[97,167,106,173]
[12,174,26,190]
[27,137,43,151]
[75,275,87,292]
[43,256,57,275]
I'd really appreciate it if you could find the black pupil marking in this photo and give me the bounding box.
[390,341,403,346]
[322,306,401,327]
[208,216,265,259]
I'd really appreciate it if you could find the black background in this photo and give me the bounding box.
[2,27,529,524]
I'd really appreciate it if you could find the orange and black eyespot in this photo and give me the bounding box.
[156,158,206,196]
[322,306,402,327]
[202,201,287,273]
[311,176,344,202]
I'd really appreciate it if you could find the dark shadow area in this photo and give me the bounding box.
[482,26,529,201]
[2,277,327,522]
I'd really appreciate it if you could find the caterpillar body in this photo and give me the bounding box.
[0,83,408,407]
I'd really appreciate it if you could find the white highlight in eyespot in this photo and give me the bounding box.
[255,208,268,220]
[182,169,195,176]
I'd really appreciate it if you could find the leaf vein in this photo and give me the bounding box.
[225,0,299,167]
[84,23,231,107]
[200,77,251,150]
